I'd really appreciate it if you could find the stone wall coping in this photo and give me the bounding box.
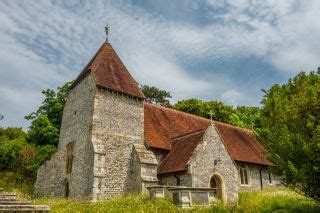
[147,186,217,191]
[147,185,167,189]
[0,192,16,196]
[0,205,50,211]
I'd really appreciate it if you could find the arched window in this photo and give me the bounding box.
[66,142,75,174]
[239,164,250,185]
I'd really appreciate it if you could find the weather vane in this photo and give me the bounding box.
[104,22,110,42]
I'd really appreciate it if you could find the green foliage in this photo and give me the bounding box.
[18,144,56,178]
[35,195,179,212]
[31,189,319,212]
[0,113,3,121]
[173,99,206,116]
[1,171,319,212]
[0,127,27,140]
[27,115,59,146]
[258,71,320,201]
[140,85,172,106]
[0,171,34,195]
[173,99,261,128]
[0,81,72,181]
[25,81,73,129]
[0,127,57,180]
[173,99,235,123]
[234,106,262,129]
[0,129,29,171]
[25,81,73,147]
[237,188,320,213]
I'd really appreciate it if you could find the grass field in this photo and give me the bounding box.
[1,172,319,212]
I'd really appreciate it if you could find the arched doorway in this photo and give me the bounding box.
[209,173,226,203]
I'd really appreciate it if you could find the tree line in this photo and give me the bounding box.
[0,69,319,201]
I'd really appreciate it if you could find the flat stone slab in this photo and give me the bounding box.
[0,192,16,195]
[0,193,16,199]
[0,204,50,211]
[0,199,17,202]
[0,200,32,205]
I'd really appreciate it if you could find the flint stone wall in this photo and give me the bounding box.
[90,89,144,200]
[34,153,58,197]
[35,74,97,198]
[160,173,192,186]
[189,125,239,204]
[158,125,239,205]
[238,163,281,191]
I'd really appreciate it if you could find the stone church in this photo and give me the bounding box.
[35,38,279,204]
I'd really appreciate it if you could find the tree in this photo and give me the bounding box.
[0,127,56,180]
[234,106,261,129]
[173,99,206,117]
[25,81,73,147]
[0,129,29,171]
[27,115,59,146]
[0,114,3,121]
[173,99,253,127]
[140,85,172,106]
[258,71,320,201]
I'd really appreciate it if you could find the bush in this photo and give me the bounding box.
[0,134,29,170]
[27,115,59,146]
[0,127,57,180]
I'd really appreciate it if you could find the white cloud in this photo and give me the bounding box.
[0,0,320,128]
[203,0,320,72]
[221,89,247,106]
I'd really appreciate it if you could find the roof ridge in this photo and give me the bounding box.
[72,42,144,99]
[144,102,253,133]
[71,43,105,89]
[107,43,144,98]
[171,129,206,141]
[214,120,253,133]
[143,102,210,122]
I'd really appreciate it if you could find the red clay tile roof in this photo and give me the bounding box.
[144,102,210,150]
[143,103,271,174]
[72,42,144,99]
[214,121,271,166]
[157,130,206,174]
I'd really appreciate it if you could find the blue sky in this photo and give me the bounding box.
[0,0,320,128]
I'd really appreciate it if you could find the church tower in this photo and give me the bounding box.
[34,29,146,200]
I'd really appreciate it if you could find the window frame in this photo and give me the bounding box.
[239,164,251,186]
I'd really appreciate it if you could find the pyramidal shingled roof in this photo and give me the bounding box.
[72,42,145,99]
